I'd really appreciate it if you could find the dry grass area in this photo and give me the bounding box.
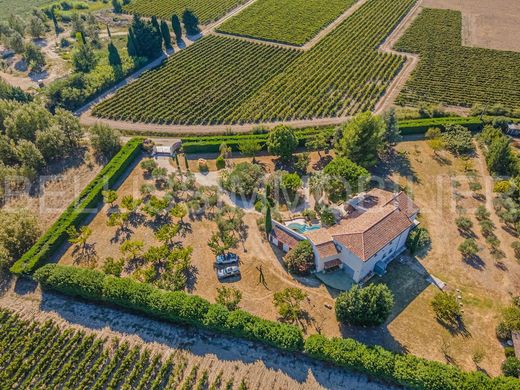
[58,159,340,335]
[422,0,520,52]
[54,140,520,375]
[3,147,101,233]
[380,140,520,375]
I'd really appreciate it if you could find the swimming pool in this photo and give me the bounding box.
[287,223,322,234]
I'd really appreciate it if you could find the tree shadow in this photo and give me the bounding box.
[462,254,486,271]
[312,155,333,171]
[185,265,199,293]
[436,316,471,338]
[374,151,419,184]
[72,243,98,268]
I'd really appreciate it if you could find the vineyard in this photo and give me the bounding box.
[123,0,246,24]
[93,35,300,124]
[94,0,416,125]
[394,8,520,111]
[216,0,356,46]
[0,309,246,389]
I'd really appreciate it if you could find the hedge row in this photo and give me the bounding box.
[399,117,483,135]
[10,139,144,275]
[181,127,333,154]
[304,335,519,390]
[34,264,304,352]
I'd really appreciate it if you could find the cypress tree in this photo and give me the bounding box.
[171,14,182,41]
[265,204,273,234]
[151,16,162,47]
[160,20,172,49]
[184,153,189,171]
[108,41,122,67]
[106,24,112,39]
[127,28,137,57]
[182,10,200,36]
[50,9,59,37]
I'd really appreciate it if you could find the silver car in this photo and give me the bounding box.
[215,253,239,265]
[217,266,240,280]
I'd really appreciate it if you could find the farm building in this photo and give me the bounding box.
[270,189,419,283]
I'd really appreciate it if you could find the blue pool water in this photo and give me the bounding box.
[287,223,322,234]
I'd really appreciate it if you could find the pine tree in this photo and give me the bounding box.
[160,20,172,49]
[265,204,273,234]
[171,14,182,41]
[108,41,122,67]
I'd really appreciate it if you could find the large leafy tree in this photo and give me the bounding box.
[486,135,518,176]
[0,210,40,269]
[335,284,394,326]
[337,112,386,168]
[323,157,370,201]
[442,124,474,156]
[267,125,298,161]
[284,241,315,275]
[90,123,121,159]
[220,162,263,197]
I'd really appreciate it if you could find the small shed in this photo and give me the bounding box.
[269,224,303,253]
[153,139,182,157]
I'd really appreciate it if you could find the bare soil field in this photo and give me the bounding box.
[422,0,520,52]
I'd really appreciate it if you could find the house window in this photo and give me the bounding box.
[335,243,342,253]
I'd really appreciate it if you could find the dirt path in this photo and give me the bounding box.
[0,279,396,390]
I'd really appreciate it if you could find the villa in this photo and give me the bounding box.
[269,189,419,284]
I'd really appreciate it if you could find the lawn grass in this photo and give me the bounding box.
[217,0,356,46]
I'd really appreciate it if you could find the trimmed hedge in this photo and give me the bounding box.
[304,335,519,389]
[399,117,483,135]
[34,264,304,352]
[181,127,333,154]
[10,138,144,275]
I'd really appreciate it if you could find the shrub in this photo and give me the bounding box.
[215,155,225,170]
[34,264,304,351]
[284,241,315,275]
[502,357,520,378]
[335,284,394,326]
[302,209,317,222]
[455,216,473,232]
[512,242,520,261]
[10,138,143,275]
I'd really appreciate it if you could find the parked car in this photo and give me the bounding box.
[215,253,239,265]
[217,266,240,280]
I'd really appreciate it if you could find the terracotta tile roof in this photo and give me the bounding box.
[305,189,417,262]
[271,225,302,248]
[315,242,340,258]
[333,207,413,260]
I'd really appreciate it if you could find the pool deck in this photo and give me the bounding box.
[315,269,356,291]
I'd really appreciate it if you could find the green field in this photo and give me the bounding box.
[123,0,246,24]
[93,35,300,124]
[217,0,356,46]
[0,309,240,389]
[394,8,520,111]
[94,0,415,125]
